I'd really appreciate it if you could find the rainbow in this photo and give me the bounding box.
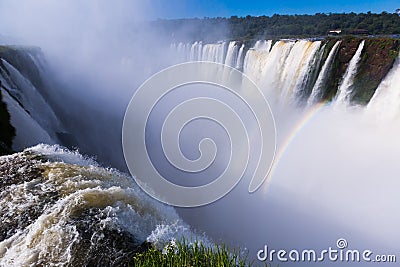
[262,101,330,192]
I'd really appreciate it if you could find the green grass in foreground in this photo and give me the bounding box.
[133,239,273,267]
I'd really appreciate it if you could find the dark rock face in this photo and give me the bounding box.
[337,37,361,63]
[351,38,400,104]
[0,46,79,152]
[316,37,399,103]
[0,86,15,156]
[0,46,46,97]
[320,37,361,101]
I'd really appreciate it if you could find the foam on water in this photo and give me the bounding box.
[0,144,207,266]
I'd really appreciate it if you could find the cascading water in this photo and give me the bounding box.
[1,36,400,266]
[335,40,365,105]
[224,41,238,67]
[174,41,239,68]
[172,38,397,110]
[0,59,63,135]
[308,40,341,105]
[242,40,272,82]
[169,38,400,266]
[367,53,400,120]
[245,40,295,97]
[190,41,202,61]
[253,40,273,51]
[0,144,206,266]
[0,49,67,150]
[201,42,227,63]
[278,40,321,102]
[235,44,245,70]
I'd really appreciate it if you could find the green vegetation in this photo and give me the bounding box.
[133,239,268,267]
[299,39,336,100]
[318,37,362,101]
[294,36,399,104]
[155,12,400,42]
[228,12,400,41]
[351,38,400,104]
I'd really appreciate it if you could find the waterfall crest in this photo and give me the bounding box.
[172,38,400,115]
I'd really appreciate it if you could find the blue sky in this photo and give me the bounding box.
[151,0,400,19]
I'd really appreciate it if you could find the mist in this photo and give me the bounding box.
[0,1,399,266]
[176,103,400,266]
[169,40,400,266]
[0,0,182,169]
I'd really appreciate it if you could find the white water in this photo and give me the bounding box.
[245,40,295,98]
[0,144,207,266]
[242,40,272,82]
[174,40,242,68]
[174,39,322,103]
[0,54,59,149]
[335,40,365,105]
[169,39,400,266]
[173,39,396,111]
[224,41,238,67]
[201,42,227,63]
[0,51,68,152]
[173,42,191,62]
[367,54,400,120]
[2,38,400,266]
[189,41,202,61]
[279,40,321,102]
[308,41,341,105]
[235,44,245,69]
[254,39,272,51]
[0,59,63,136]
[0,88,55,150]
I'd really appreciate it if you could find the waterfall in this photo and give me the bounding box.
[242,40,273,82]
[172,41,246,69]
[0,144,205,266]
[224,41,238,67]
[254,40,272,51]
[0,59,62,134]
[335,40,365,105]
[190,41,202,61]
[242,40,321,103]
[172,38,396,109]
[201,42,227,63]
[177,42,191,61]
[279,40,322,102]
[2,36,400,267]
[0,51,67,150]
[308,41,342,105]
[235,44,245,70]
[166,38,400,264]
[367,54,400,120]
